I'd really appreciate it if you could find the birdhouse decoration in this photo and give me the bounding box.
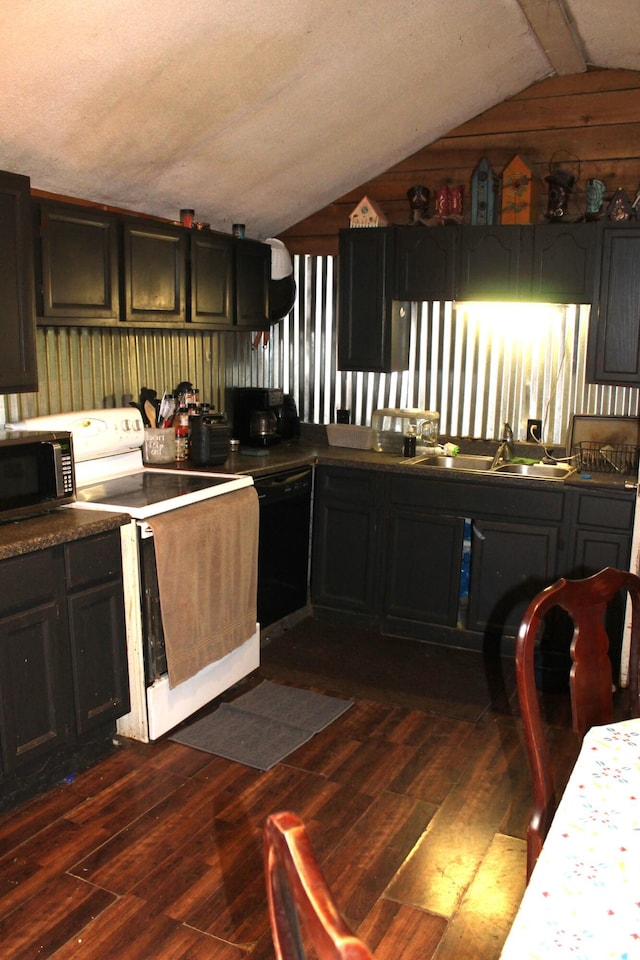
[501,155,540,224]
[471,157,499,225]
[349,195,389,228]
[606,188,633,221]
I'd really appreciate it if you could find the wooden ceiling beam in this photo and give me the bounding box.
[516,0,587,75]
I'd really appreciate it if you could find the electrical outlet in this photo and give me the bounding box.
[527,419,543,442]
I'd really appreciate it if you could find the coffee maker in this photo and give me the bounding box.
[229,387,299,447]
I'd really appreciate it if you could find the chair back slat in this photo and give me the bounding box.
[516,566,640,880]
[264,811,375,960]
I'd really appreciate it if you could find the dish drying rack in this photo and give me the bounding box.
[573,441,640,475]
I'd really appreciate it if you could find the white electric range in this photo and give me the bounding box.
[7,408,260,742]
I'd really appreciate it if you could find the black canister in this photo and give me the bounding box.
[189,414,231,466]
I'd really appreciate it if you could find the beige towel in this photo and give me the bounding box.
[148,486,259,688]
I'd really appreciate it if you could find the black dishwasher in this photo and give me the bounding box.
[254,467,313,628]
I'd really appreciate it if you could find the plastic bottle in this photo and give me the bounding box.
[403,426,417,458]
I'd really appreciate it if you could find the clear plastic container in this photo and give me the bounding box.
[371,408,440,455]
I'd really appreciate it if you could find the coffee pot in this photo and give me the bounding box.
[249,408,278,444]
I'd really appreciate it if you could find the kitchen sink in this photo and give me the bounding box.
[492,462,576,480]
[412,454,494,471]
[408,454,576,480]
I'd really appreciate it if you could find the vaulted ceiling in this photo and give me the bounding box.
[1,1,638,239]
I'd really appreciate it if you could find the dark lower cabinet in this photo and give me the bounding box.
[310,464,635,659]
[466,518,560,634]
[311,467,382,622]
[383,507,465,634]
[565,488,633,675]
[0,530,129,782]
[64,532,129,734]
[0,550,71,773]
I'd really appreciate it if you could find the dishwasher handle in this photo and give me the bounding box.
[255,468,311,489]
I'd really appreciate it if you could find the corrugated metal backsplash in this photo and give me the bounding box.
[2,253,639,445]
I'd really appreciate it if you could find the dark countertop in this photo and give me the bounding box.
[1,426,635,563]
[171,427,639,494]
[0,509,130,562]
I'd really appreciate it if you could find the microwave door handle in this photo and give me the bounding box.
[47,441,66,497]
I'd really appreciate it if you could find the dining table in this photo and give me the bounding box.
[500,717,640,959]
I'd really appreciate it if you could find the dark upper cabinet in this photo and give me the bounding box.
[36,201,119,323]
[234,237,270,329]
[457,224,597,303]
[338,227,409,372]
[456,226,529,300]
[587,224,640,385]
[531,224,598,303]
[35,206,268,331]
[121,220,187,323]
[395,225,457,301]
[0,170,37,393]
[189,231,234,327]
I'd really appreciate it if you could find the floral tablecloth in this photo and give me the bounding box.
[501,718,640,959]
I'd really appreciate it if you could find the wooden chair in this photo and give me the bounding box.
[264,810,374,960]
[516,566,640,880]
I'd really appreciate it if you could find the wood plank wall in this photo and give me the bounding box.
[280,68,640,256]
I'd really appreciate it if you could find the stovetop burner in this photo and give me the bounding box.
[76,471,237,510]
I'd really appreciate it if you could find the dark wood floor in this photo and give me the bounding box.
[0,617,583,960]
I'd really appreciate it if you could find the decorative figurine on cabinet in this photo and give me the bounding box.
[545,151,581,221]
[471,156,499,225]
[407,185,430,225]
[585,178,606,219]
[545,169,575,221]
[434,182,464,224]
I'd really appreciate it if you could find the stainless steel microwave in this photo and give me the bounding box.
[0,431,75,520]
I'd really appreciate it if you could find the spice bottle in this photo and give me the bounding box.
[174,406,190,461]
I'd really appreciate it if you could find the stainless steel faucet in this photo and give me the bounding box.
[491,422,515,469]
